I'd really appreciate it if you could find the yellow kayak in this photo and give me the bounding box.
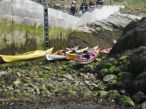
[0,47,53,62]
[66,53,77,60]
[66,47,88,60]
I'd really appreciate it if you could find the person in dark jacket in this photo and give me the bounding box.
[70,0,77,15]
[80,0,88,13]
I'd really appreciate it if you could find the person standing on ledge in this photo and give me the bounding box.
[70,0,77,15]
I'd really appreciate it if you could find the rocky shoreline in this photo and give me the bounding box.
[0,59,139,109]
[1,18,146,109]
[1,0,146,109]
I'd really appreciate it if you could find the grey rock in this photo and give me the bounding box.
[0,71,7,77]
[109,18,146,56]
[142,101,146,109]
[63,74,74,81]
[103,74,116,82]
[132,91,145,103]
[0,0,133,30]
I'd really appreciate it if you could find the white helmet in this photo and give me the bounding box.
[72,0,76,4]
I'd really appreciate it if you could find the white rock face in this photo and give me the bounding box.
[0,0,124,29]
[79,5,124,25]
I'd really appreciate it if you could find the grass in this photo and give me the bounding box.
[0,18,71,39]
[0,18,42,36]
[0,18,72,50]
[123,0,146,12]
[49,27,72,39]
[109,0,146,13]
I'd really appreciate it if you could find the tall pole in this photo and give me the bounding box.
[42,0,49,49]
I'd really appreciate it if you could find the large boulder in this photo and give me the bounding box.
[121,46,146,93]
[109,17,146,56]
[93,17,146,106]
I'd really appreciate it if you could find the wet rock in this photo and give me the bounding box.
[128,47,146,75]
[97,81,107,90]
[99,68,109,76]
[117,72,129,81]
[132,91,145,103]
[84,80,99,90]
[83,73,90,80]
[108,65,117,73]
[0,71,7,77]
[63,74,74,81]
[34,86,40,95]
[76,26,96,34]
[13,78,21,86]
[103,74,116,82]
[119,95,135,106]
[90,83,100,90]
[94,12,141,31]
[98,18,146,96]
[109,17,146,56]
[119,55,129,61]
[16,72,22,77]
[106,90,121,100]
[134,71,146,92]
[7,85,14,91]
[142,101,146,109]
[68,31,114,49]
[98,91,108,97]
[84,65,94,72]
[57,78,65,82]
[123,17,146,35]
[136,71,146,80]
[88,73,96,80]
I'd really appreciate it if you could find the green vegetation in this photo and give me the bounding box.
[0,18,42,36]
[110,0,146,12]
[123,0,146,12]
[49,27,72,39]
[0,60,100,101]
[0,18,72,51]
[119,95,135,106]
[0,18,71,40]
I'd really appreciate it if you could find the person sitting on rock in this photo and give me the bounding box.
[82,50,90,59]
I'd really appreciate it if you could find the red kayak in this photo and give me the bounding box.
[74,47,100,64]
[100,48,111,54]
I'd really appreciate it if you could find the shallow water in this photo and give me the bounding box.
[0,102,132,109]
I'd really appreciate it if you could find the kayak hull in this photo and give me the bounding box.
[66,47,89,60]
[46,54,66,60]
[0,48,53,62]
[73,47,100,64]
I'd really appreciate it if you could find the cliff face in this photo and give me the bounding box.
[0,0,79,29]
[0,27,42,54]
[0,0,140,53]
[0,0,124,29]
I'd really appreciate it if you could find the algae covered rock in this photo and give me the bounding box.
[119,95,135,106]
[106,90,121,100]
[103,74,116,82]
[109,17,146,56]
